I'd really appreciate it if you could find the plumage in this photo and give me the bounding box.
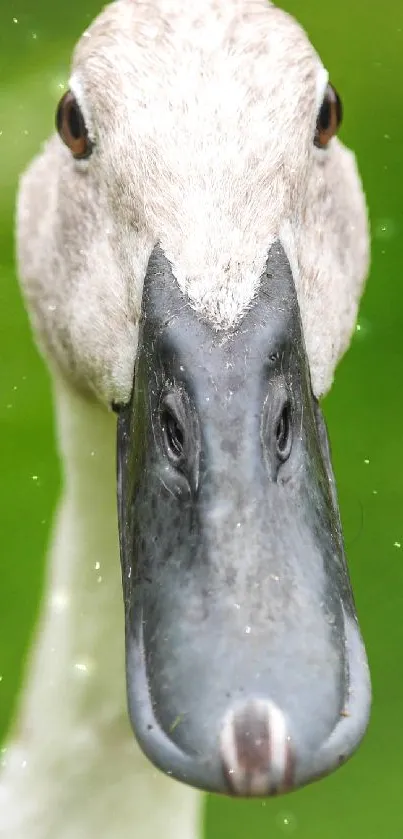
[0,1,370,837]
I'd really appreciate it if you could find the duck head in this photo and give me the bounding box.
[17,0,371,797]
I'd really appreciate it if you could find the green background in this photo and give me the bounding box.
[1,0,403,836]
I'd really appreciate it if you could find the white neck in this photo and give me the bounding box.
[0,378,202,839]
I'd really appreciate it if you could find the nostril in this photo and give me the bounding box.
[276,401,292,462]
[220,699,294,796]
[261,386,293,478]
[159,391,188,466]
[161,406,184,460]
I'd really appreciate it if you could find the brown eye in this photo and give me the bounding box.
[56,91,93,160]
[314,83,343,149]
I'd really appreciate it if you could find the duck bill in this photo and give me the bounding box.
[117,243,371,797]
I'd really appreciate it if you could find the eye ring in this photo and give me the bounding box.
[56,90,93,160]
[314,83,343,149]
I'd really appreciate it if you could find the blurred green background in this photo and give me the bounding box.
[1,0,403,836]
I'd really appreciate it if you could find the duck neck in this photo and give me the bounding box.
[14,377,202,839]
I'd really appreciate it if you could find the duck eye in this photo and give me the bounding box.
[314,83,343,149]
[56,90,93,160]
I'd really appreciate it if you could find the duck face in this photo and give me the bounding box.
[17,0,371,799]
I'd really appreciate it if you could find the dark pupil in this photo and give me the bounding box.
[163,410,184,458]
[318,97,331,131]
[276,404,290,456]
[68,102,84,139]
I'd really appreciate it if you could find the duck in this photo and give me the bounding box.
[0,1,372,837]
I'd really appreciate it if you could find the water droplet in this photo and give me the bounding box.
[21,760,27,769]
[49,77,67,97]
[245,625,251,634]
[234,602,240,610]
[364,459,370,465]
[394,541,401,549]
[74,662,88,673]
[95,561,101,571]
[97,575,103,583]
[0,676,3,682]
[32,475,38,481]
[353,317,371,340]
[52,590,69,612]
[374,218,396,240]
[276,811,297,833]
[236,522,241,528]
[12,17,18,24]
